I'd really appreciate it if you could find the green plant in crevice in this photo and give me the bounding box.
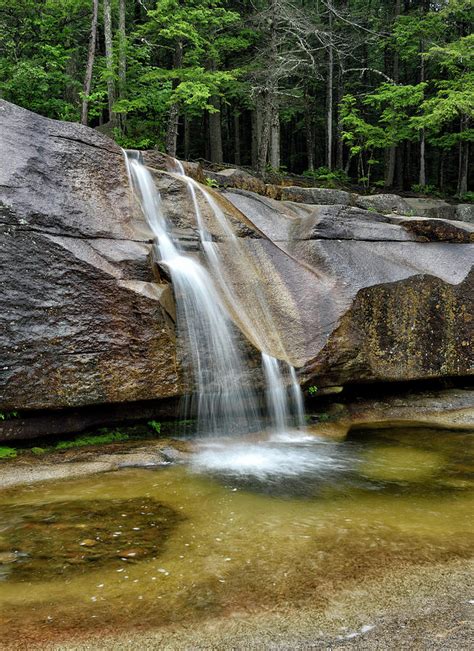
[55,430,130,450]
[0,411,19,420]
[307,385,318,396]
[318,412,331,422]
[0,446,17,459]
[147,421,162,435]
[205,177,219,188]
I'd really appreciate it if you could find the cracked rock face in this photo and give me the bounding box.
[0,101,178,411]
[0,100,473,419]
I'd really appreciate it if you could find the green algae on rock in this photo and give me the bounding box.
[0,497,182,582]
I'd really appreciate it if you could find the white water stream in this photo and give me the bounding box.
[125,151,305,439]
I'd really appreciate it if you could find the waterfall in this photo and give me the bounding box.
[125,151,305,438]
[262,353,287,434]
[289,365,306,429]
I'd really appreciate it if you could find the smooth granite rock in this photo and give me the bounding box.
[0,100,179,412]
[0,100,473,435]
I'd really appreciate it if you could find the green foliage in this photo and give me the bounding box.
[318,413,331,423]
[0,447,17,459]
[0,0,87,120]
[121,0,246,134]
[307,385,318,396]
[205,178,219,188]
[31,447,46,455]
[341,83,426,154]
[0,0,471,193]
[303,167,349,184]
[411,183,440,196]
[55,430,130,450]
[457,192,474,203]
[0,411,19,420]
[147,421,162,435]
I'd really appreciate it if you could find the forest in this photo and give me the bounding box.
[1,0,472,196]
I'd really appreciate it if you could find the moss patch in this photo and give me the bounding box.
[55,430,130,450]
[0,446,17,460]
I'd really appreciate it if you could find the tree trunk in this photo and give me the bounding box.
[184,115,190,160]
[204,113,210,161]
[256,92,272,178]
[457,117,469,196]
[459,146,468,196]
[81,0,99,126]
[385,149,396,188]
[335,68,344,170]
[251,110,259,169]
[117,0,127,133]
[305,113,315,172]
[234,111,241,166]
[118,0,126,93]
[209,95,224,164]
[269,105,280,170]
[326,5,334,170]
[290,119,297,171]
[396,142,404,189]
[165,42,183,157]
[385,0,401,188]
[166,104,180,158]
[344,154,353,175]
[419,130,426,187]
[103,0,116,126]
[439,149,446,192]
[418,36,426,186]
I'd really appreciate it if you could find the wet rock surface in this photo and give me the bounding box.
[0,100,179,414]
[1,100,473,434]
[0,497,181,581]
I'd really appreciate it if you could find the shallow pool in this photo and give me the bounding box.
[0,427,472,646]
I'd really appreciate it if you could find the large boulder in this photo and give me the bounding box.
[455,204,474,224]
[403,197,457,220]
[0,101,473,438]
[355,193,412,215]
[279,186,353,206]
[0,100,179,412]
[223,190,473,382]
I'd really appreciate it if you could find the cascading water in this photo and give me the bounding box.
[125,150,305,439]
[172,161,306,433]
[262,353,288,434]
